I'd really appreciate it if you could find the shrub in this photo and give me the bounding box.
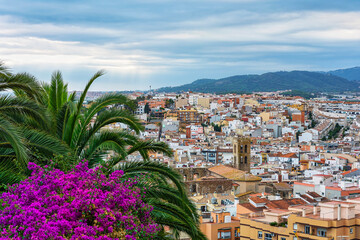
[0,161,158,239]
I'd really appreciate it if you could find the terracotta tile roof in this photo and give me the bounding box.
[249,197,269,204]
[300,194,317,203]
[313,174,333,178]
[342,168,359,176]
[265,198,307,209]
[282,153,298,158]
[195,176,227,181]
[273,182,292,191]
[239,203,266,213]
[306,191,322,198]
[208,165,261,182]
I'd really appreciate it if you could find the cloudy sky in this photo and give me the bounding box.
[0,0,359,91]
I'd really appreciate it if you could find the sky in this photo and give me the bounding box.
[0,0,360,91]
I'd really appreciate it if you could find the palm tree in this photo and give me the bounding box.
[0,63,71,184]
[36,71,206,239]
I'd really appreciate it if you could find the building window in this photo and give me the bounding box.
[317,228,326,237]
[305,225,310,234]
[293,223,298,230]
[258,231,263,239]
[264,233,272,240]
[293,237,297,240]
[281,238,286,240]
[350,228,353,234]
[235,227,240,237]
[221,231,231,239]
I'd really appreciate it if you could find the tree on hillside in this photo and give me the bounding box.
[144,103,151,114]
[165,98,175,108]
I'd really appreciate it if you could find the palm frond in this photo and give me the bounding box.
[80,131,132,167]
[127,140,173,161]
[0,116,28,168]
[82,93,137,127]
[0,156,26,185]
[64,70,104,148]
[75,109,143,151]
[150,200,207,240]
[56,101,76,140]
[0,95,50,129]
[0,61,11,79]
[76,70,105,116]
[1,73,43,100]
[113,160,186,197]
[22,128,72,158]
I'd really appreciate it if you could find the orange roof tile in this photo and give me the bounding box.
[208,165,261,182]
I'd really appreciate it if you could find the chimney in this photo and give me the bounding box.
[313,206,317,215]
[234,197,239,206]
[337,204,341,220]
[302,208,306,217]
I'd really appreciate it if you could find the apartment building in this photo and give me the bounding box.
[239,199,360,240]
[178,110,202,124]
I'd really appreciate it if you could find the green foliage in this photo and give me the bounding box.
[0,62,72,184]
[213,124,222,132]
[327,123,342,139]
[278,222,287,227]
[165,98,175,108]
[282,90,315,99]
[296,131,300,141]
[269,221,287,227]
[144,103,151,114]
[136,95,146,102]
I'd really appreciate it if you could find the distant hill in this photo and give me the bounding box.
[327,67,360,81]
[158,70,360,93]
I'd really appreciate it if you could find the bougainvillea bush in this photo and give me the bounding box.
[0,161,158,239]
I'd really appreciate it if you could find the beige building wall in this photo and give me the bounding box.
[197,98,210,108]
[259,112,270,122]
[245,99,259,107]
[176,98,189,108]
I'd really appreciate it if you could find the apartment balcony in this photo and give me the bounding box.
[296,231,332,240]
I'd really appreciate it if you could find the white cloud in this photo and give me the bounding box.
[157,11,360,43]
[0,8,359,90]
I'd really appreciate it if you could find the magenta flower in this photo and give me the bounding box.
[0,161,159,239]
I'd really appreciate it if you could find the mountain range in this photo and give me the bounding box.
[158,67,360,93]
